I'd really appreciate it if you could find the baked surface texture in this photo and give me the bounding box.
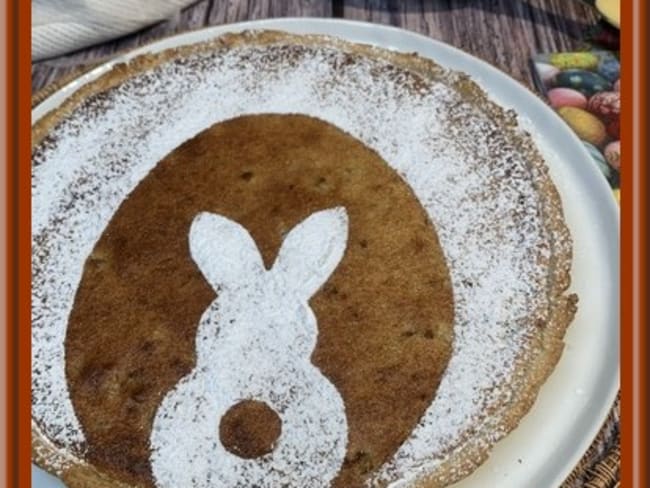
[31,30,577,488]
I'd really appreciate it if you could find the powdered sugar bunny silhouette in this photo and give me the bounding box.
[149,207,349,487]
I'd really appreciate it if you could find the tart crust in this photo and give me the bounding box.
[32,30,577,488]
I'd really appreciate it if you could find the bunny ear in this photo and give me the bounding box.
[189,212,265,291]
[272,207,349,299]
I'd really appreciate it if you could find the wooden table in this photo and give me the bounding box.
[32,0,600,93]
[31,1,619,487]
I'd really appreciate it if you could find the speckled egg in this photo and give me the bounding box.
[558,107,608,147]
[604,141,620,170]
[554,69,612,96]
[597,55,620,82]
[549,52,599,70]
[607,118,620,139]
[614,79,620,92]
[583,141,612,181]
[587,91,620,119]
[547,87,588,109]
[536,62,560,85]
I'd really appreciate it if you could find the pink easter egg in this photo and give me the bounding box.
[604,141,620,170]
[547,87,588,109]
[587,91,620,120]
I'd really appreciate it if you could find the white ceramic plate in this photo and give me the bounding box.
[32,18,619,488]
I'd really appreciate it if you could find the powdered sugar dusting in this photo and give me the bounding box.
[150,209,349,487]
[32,35,553,485]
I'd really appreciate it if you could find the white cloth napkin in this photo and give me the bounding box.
[32,0,197,61]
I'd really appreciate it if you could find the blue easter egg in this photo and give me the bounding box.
[554,69,612,97]
[597,56,620,82]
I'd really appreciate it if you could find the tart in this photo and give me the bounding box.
[32,30,577,487]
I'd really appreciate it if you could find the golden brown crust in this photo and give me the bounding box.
[399,78,578,488]
[32,29,576,488]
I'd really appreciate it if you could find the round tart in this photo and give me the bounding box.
[32,30,577,487]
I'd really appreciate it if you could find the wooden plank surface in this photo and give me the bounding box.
[339,0,599,87]
[32,0,600,93]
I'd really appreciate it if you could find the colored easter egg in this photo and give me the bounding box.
[587,91,620,119]
[607,118,620,139]
[583,141,613,181]
[547,87,588,109]
[597,55,620,82]
[554,69,612,96]
[536,62,560,85]
[558,107,608,147]
[549,52,599,70]
[596,0,620,28]
[604,140,620,170]
[614,79,620,91]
